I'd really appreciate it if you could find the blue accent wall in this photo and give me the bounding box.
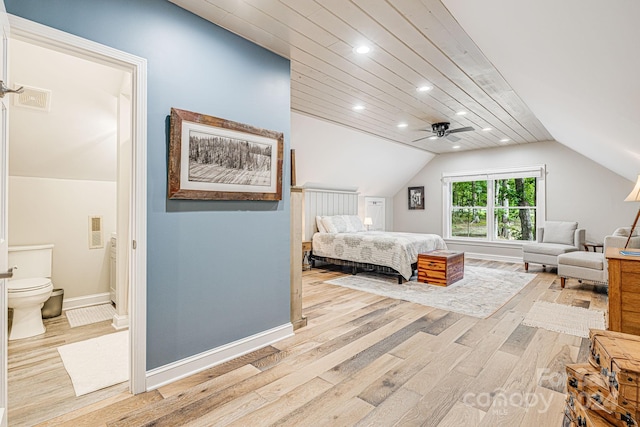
[6,0,291,369]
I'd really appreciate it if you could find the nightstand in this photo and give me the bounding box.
[302,241,312,270]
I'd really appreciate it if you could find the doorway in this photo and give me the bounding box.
[2,14,147,425]
[365,197,386,231]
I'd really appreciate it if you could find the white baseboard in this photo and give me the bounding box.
[464,252,523,264]
[146,323,294,391]
[62,292,111,311]
[111,314,129,330]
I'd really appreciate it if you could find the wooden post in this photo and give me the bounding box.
[290,187,307,330]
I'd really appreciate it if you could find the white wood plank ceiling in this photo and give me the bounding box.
[171,0,554,154]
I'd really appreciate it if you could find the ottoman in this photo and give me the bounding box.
[557,251,606,288]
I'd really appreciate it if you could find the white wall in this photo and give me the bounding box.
[292,112,435,230]
[393,140,638,260]
[9,176,116,299]
[291,111,435,198]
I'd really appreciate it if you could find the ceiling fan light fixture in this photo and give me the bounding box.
[428,136,438,140]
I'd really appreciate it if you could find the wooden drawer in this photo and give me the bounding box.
[420,260,446,271]
[621,273,640,293]
[623,263,640,275]
[417,250,464,286]
[607,250,640,334]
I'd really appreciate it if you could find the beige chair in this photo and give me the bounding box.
[558,227,640,288]
[522,221,585,272]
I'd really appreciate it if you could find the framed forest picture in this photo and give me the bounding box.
[168,108,283,200]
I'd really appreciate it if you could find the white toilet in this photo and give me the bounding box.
[8,244,55,340]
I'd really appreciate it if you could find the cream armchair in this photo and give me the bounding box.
[557,228,640,288]
[522,221,585,272]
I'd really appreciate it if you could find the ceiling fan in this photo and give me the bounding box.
[412,122,474,143]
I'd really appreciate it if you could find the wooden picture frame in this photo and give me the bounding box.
[168,108,283,200]
[408,186,425,210]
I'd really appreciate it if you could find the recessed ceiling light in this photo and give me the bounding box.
[354,45,371,54]
[428,136,438,140]
[397,123,408,128]
[500,138,510,142]
[353,105,365,111]
[482,127,492,132]
[417,85,432,92]
[452,145,461,149]
[455,111,467,116]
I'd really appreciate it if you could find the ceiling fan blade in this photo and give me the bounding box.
[447,126,474,134]
[411,135,434,143]
[445,134,460,142]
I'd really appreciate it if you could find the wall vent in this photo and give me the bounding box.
[89,216,104,249]
[13,84,52,112]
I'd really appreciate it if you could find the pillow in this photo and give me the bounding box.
[316,216,328,233]
[321,215,346,233]
[542,221,578,245]
[321,215,359,233]
[613,227,638,237]
[346,215,366,232]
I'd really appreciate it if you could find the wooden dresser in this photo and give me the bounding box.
[417,250,464,286]
[606,246,640,335]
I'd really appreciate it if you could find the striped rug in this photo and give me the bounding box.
[522,301,606,338]
[66,304,116,328]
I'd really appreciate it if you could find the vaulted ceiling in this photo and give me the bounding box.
[171,0,639,180]
[171,0,553,155]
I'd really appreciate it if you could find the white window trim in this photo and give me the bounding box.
[442,165,546,243]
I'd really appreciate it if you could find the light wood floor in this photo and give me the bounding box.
[7,308,128,426]
[8,259,608,426]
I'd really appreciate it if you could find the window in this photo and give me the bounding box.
[443,166,545,243]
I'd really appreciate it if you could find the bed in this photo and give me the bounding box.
[310,215,447,283]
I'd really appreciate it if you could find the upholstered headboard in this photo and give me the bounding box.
[303,189,359,240]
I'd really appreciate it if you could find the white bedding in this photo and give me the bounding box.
[312,231,447,280]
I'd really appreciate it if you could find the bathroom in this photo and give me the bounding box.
[7,36,131,322]
[6,37,132,421]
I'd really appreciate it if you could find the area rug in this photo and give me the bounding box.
[522,301,606,338]
[57,331,128,396]
[324,266,535,318]
[66,303,116,328]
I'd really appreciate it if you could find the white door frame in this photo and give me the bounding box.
[0,3,10,424]
[7,15,148,394]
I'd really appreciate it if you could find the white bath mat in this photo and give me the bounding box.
[522,301,606,338]
[57,331,128,396]
[66,304,116,328]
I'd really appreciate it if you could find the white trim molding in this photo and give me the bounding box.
[146,323,294,391]
[112,313,129,331]
[463,251,523,264]
[8,14,148,395]
[62,292,111,311]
